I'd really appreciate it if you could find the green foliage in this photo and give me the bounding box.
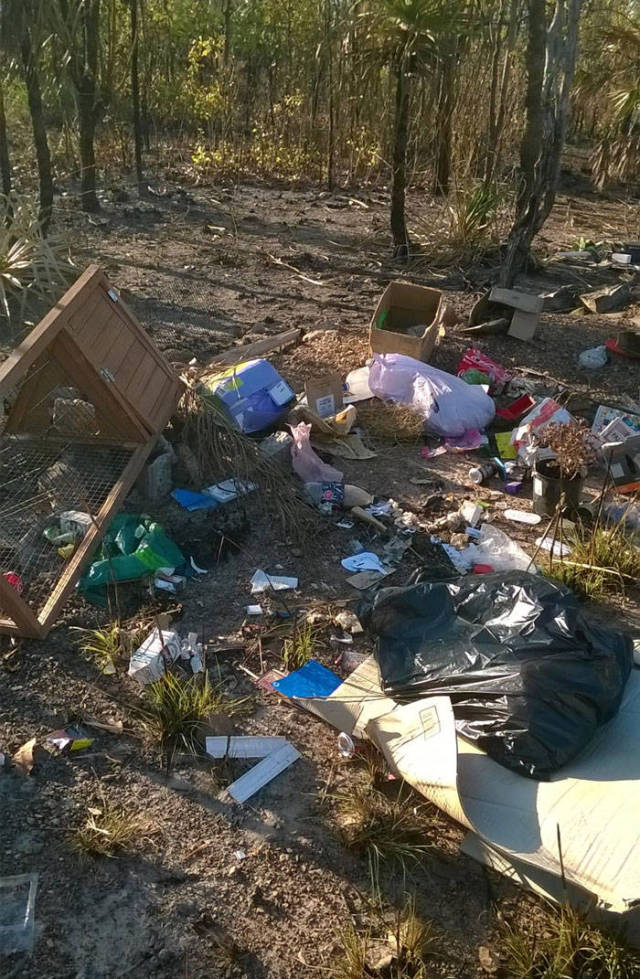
[141,671,251,753]
[282,620,317,671]
[546,522,640,599]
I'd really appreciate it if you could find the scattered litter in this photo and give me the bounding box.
[206,736,288,759]
[422,429,488,458]
[369,281,449,362]
[344,365,373,402]
[128,627,182,685]
[258,430,294,467]
[535,535,572,557]
[203,478,256,503]
[495,395,536,422]
[512,398,572,450]
[606,330,640,360]
[368,353,495,437]
[250,570,298,593]
[347,569,393,590]
[334,610,363,634]
[0,873,38,955]
[290,421,343,484]
[190,556,207,575]
[226,741,300,803]
[171,488,219,511]
[200,358,295,435]
[83,717,123,735]
[305,373,344,418]
[12,738,36,777]
[246,604,263,616]
[46,725,94,752]
[273,660,342,699]
[494,431,518,460]
[460,501,482,526]
[489,286,543,341]
[592,404,640,437]
[578,345,608,369]
[305,481,345,514]
[336,519,354,530]
[469,461,499,485]
[362,571,631,778]
[504,509,541,526]
[457,349,511,392]
[341,553,387,575]
[234,849,247,861]
[467,523,533,572]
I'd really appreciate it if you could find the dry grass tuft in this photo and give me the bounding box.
[332,772,432,874]
[283,620,317,671]
[357,400,424,445]
[141,671,251,754]
[74,799,152,858]
[502,904,638,979]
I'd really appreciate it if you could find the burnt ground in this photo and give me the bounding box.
[1,177,640,978]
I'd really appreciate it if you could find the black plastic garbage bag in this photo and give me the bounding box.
[359,571,633,780]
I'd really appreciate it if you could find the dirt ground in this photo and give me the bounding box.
[2,176,640,978]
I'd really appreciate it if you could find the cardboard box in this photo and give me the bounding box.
[369,281,447,362]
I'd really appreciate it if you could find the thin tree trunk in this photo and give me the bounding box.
[130,0,143,189]
[518,0,546,216]
[500,0,584,286]
[326,0,334,190]
[77,0,100,211]
[0,77,12,198]
[21,33,53,233]
[390,61,410,256]
[432,50,455,195]
[223,0,232,67]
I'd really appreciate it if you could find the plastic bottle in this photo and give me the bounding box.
[468,461,499,485]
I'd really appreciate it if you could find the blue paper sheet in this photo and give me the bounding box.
[171,489,219,512]
[273,659,342,699]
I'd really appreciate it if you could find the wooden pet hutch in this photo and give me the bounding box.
[0,265,183,638]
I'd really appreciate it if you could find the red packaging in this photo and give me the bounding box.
[457,348,511,392]
[2,572,23,594]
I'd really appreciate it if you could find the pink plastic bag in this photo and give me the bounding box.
[290,422,344,484]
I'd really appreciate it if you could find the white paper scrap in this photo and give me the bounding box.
[206,736,288,760]
[227,742,300,803]
[251,570,298,593]
[341,552,387,575]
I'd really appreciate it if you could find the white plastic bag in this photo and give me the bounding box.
[578,345,608,369]
[368,354,495,437]
[466,524,535,573]
[290,422,344,483]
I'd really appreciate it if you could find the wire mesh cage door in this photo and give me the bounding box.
[0,265,183,638]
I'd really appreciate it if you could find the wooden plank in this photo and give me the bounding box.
[0,266,103,395]
[208,329,301,368]
[0,575,43,638]
[38,442,154,634]
[51,331,149,442]
[489,287,544,314]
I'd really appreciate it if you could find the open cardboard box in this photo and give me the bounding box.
[369,281,448,362]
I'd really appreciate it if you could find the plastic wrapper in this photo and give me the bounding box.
[290,422,343,484]
[359,571,633,780]
[368,353,495,437]
[465,523,533,572]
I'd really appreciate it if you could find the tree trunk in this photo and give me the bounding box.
[432,50,455,195]
[500,0,584,286]
[21,33,53,234]
[0,77,12,198]
[390,62,410,257]
[130,0,143,189]
[326,0,334,190]
[77,88,99,211]
[223,0,232,67]
[517,0,546,216]
[77,0,100,212]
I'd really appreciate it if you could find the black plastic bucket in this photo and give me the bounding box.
[532,459,584,517]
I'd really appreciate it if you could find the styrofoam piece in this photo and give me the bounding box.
[227,742,300,803]
[504,509,542,525]
[206,736,288,759]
